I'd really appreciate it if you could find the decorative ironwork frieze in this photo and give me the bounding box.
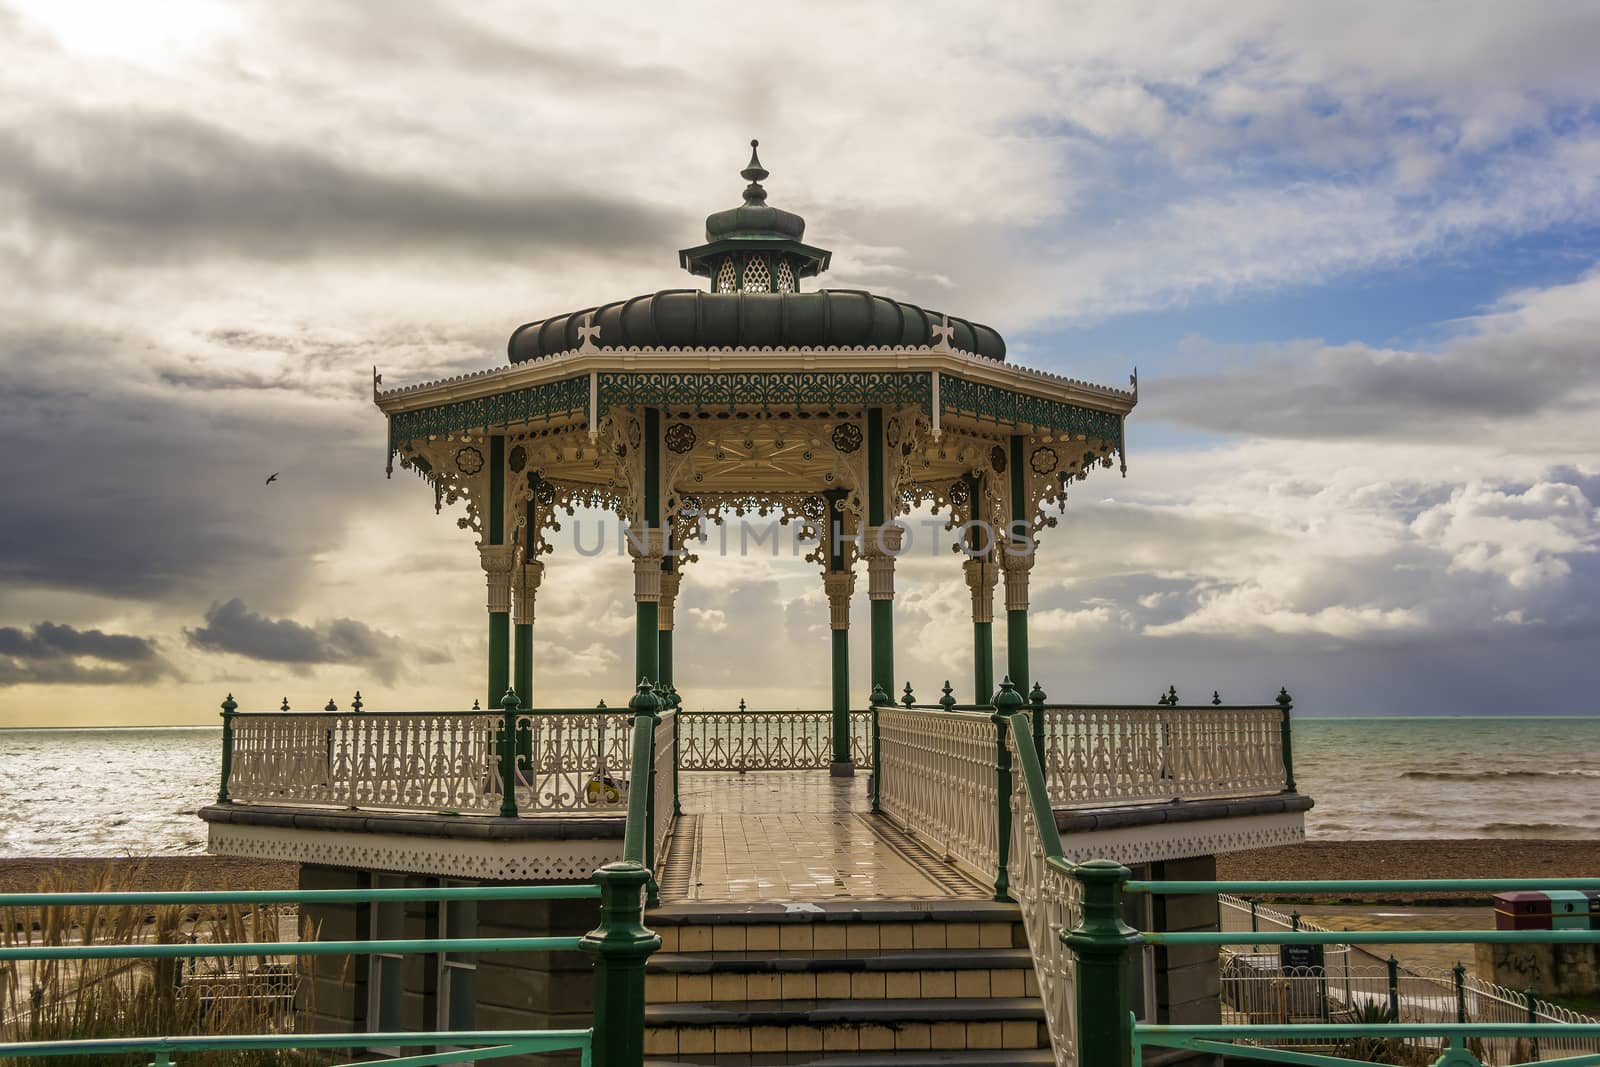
[597,371,933,414]
[388,376,589,455]
[939,377,1124,463]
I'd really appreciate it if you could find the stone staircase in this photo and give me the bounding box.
[642,900,1053,1066]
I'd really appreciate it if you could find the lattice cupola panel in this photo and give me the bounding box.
[742,255,771,293]
[775,257,796,293]
[715,258,738,293]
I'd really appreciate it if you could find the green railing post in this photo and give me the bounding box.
[1028,681,1046,774]
[991,678,1021,904]
[1277,686,1296,793]
[1066,860,1141,1067]
[630,680,663,909]
[499,688,521,818]
[869,683,888,813]
[1454,961,1467,1023]
[217,694,237,804]
[1387,954,1400,1020]
[581,860,659,1067]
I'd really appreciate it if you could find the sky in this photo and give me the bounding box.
[0,1,1597,728]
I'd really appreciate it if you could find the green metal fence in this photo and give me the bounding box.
[3,682,673,1067]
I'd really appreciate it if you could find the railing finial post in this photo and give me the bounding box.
[1454,961,1468,1023]
[900,681,915,708]
[940,680,956,711]
[629,680,663,907]
[280,697,290,712]
[581,859,659,1067]
[217,693,238,805]
[498,687,521,818]
[1066,859,1141,1067]
[325,698,338,712]
[1028,681,1046,760]
[1387,954,1400,1020]
[351,690,363,714]
[990,678,1023,904]
[1277,686,1296,793]
[1212,689,1221,705]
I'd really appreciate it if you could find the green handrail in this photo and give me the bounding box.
[1130,877,1600,894]
[1145,929,1600,947]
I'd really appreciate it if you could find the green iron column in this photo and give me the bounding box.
[1003,435,1033,730]
[864,408,902,700]
[658,566,679,691]
[963,473,997,704]
[580,860,659,1067]
[631,408,664,687]
[823,500,857,776]
[482,435,512,709]
[513,558,541,711]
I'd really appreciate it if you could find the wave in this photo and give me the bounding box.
[1476,822,1596,837]
[1399,768,1600,781]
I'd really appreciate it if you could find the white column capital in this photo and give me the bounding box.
[823,570,857,630]
[862,524,905,601]
[658,569,682,631]
[513,559,544,626]
[1000,545,1034,613]
[479,544,515,614]
[964,557,1000,625]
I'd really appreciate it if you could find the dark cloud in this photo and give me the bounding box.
[0,622,171,687]
[0,110,679,265]
[186,598,443,682]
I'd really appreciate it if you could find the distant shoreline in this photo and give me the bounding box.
[3,839,1594,903]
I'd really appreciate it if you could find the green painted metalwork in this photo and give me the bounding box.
[1006,435,1030,727]
[1066,860,1142,1067]
[831,628,851,766]
[514,621,533,711]
[658,630,674,690]
[939,375,1125,457]
[488,434,506,543]
[0,934,583,964]
[644,408,661,524]
[498,687,521,818]
[635,603,659,694]
[868,682,888,813]
[1278,685,1297,792]
[870,599,893,712]
[1145,929,1600,946]
[0,885,600,908]
[488,611,509,713]
[1131,1021,1600,1067]
[1028,682,1046,768]
[973,620,993,705]
[599,371,932,416]
[1129,877,1600,895]
[990,679,1021,904]
[387,375,588,455]
[216,693,236,804]
[0,1030,594,1064]
[581,861,658,1067]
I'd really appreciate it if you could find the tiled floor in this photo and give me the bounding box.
[659,772,988,903]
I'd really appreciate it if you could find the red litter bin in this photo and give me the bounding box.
[1494,891,1552,930]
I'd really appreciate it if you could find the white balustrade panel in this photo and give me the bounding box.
[653,712,676,863]
[1007,731,1083,1067]
[677,711,871,771]
[1041,706,1285,808]
[229,710,652,816]
[510,710,635,813]
[876,707,999,884]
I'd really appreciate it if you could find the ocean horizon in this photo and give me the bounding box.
[2,716,1597,857]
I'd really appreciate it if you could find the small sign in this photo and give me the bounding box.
[1279,943,1326,972]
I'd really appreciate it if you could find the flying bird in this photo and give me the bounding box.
[265,473,279,486]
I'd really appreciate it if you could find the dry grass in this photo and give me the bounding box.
[1,865,326,1066]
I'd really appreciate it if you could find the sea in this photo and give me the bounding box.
[1,717,1597,857]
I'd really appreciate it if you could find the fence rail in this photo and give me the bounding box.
[876,705,1003,886]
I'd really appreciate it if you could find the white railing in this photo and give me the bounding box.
[1039,704,1285,808]
[876,706,1000,886]
[675,709,871,771]
[653,711,676,866]
[1007,726,1082,1067]
[228,708,644,816]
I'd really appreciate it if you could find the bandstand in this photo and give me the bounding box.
[202,144,1311,1067]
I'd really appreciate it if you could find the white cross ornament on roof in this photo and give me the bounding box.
[930,315,955,351]
[577,313,602,352]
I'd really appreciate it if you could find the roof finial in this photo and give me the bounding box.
[741,139,769,205]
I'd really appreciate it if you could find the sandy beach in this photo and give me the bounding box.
[2,839,1593,900]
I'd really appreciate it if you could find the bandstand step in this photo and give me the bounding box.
[646,948,1038,1002]
[646,1049,1057,1066]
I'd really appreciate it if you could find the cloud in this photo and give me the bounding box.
[1140,268,1600,441]
[0,621,171,687]
[186,598,441,683]
[0,110,679,266]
